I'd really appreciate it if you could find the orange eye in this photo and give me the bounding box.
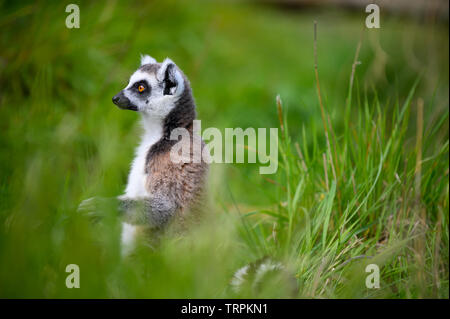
[138,85,145,92]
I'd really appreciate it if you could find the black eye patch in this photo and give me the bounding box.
[132,80,150,95]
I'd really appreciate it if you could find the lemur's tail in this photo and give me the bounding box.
[230,257,298,298]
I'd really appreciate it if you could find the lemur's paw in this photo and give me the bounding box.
[77,197,109,221]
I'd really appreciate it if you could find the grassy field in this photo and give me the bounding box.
[0,0,448,298]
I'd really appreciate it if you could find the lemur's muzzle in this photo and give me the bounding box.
[112,91,138,111]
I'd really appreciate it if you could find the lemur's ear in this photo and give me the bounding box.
[140,54,157,66]
[156,58,184,95]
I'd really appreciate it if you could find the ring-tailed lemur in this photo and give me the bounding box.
[80,55,208,255]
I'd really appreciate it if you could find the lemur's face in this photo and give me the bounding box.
[112,55,185,117]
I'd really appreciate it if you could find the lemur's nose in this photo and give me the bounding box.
[112,92,136,111]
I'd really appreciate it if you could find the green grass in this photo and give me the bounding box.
[0,0,448,298]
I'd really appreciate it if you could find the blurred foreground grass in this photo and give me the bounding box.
[0,0,448,298]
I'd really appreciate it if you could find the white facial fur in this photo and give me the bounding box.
[122,56,185,119]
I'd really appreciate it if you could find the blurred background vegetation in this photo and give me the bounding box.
[0,0,448,298]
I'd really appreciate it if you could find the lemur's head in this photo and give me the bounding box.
[112,55,187,118]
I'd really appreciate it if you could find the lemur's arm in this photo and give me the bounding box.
[78,195,178,229]
[117,195,177,228]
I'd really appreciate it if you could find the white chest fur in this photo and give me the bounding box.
[124,115,163,198]
[121,115,162,256]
